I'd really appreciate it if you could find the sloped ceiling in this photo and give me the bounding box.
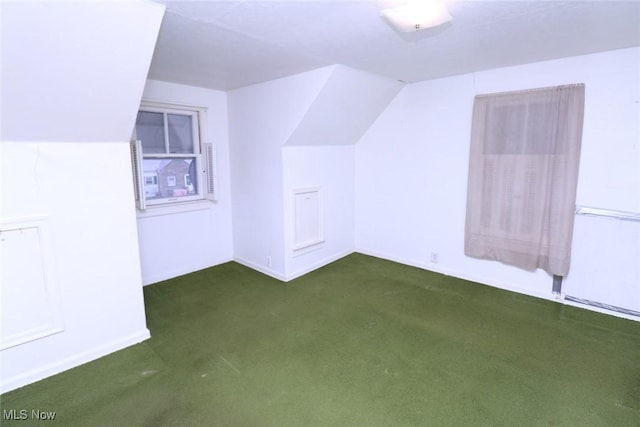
[1,0,165,142]
[148,0,640,91]
[285,66,404,146]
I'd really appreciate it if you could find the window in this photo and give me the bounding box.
[131,101,216,210]
[465,84,585,276]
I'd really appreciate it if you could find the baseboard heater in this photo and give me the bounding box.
[566,206,640,318]
[563,295,640,318]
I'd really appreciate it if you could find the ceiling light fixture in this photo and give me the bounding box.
[381,0,452,32]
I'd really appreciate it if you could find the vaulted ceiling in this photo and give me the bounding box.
[148,0,640,91]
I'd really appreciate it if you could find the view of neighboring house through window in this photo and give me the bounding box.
[131,102,215,210]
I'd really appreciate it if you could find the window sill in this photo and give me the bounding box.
[136,199,214,219]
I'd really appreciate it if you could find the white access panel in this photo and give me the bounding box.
[292,187,323,251]
[1,217,63,349]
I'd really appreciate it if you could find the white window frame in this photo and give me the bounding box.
[131,100,216,214]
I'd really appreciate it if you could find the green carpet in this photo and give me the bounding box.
[2,253,639,426]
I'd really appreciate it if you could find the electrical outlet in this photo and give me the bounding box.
[430,252,439,264]
[266,256,272,268]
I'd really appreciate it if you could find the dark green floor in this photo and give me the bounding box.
[2,253,639,426]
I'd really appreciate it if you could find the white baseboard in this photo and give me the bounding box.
[285,249,354,281]
[142,257,233,285]
[355,248,640,322]
[234,250,354,282]
[355,248,558,302]
[233,257,287,281]
[0,329,151,394]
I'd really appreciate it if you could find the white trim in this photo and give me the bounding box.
[135,100,208,209]
[141,257,233,286]
[0,215,50,230]
[0,325,65,352]
[140,99,208,112]
[291,187,323,251]
[285,249,353,281]
[136,199,213,219]
[0,216,65,350]
[234,251,354,282]
[0,329,151,394]
[356,247,558,300]
[291,240,325,257]
[233,257,287,282]
[145,193,203,207]
[356,249,556,300]
[355,247,640,322]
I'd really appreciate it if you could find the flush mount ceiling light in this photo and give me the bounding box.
[381,0,452,32]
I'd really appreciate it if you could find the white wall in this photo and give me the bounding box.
[228,68,333,279]
[286,66,404,146]
[0,0,164,392]
[136,80,234,284]
[356,47,640,319]
[229,66,401,280]
[1,143,151,393]
[283,146,356,279]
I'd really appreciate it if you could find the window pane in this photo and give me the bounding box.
[167,114,194,154]
[141,157,198,201]
[136,112,166,154]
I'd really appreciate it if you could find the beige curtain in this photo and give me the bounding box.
[465,84,585,276]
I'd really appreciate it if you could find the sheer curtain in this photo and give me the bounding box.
[465,84,585,276]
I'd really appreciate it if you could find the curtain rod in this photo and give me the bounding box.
[474,83,585,99]
[575,206,640,223]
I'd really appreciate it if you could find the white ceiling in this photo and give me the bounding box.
[147,0,640,91]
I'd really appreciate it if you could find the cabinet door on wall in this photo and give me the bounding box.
[293,188,323,251]
[1,218,63,350]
